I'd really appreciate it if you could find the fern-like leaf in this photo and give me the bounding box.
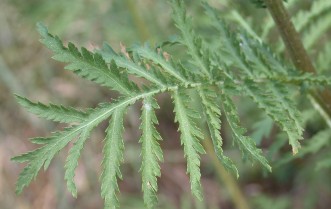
[302,12,331,50]
[292,0,331,33]
[101,107,127,209]
[221,94,271,171]
[276,0,331,52]
[270,72,331,87]
[12,127,80,194]
[14,2,328,207]
[139,96,163,208]
[170,0,211,79]
[276,129,331,167]
[37,22,137,95]
[101,43,167,88]
[205,5,303,154]
[132,44,190,84]
[197,86,238,177]
[12,89,161,195]
[15,95,87,123]
[244,80,302,154]
[172,89,205,200]
[64,127,92,197]
[238,34,303,154]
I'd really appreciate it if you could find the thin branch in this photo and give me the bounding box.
[202,138,250,209]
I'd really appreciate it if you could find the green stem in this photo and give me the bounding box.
[123,0,150,42]
[202,138,250,209]
[264,0,314,73]
[264,0,331,122]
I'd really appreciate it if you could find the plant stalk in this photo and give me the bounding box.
[202,138,250,209]
[123,0,150,42]
[264,0,331,120]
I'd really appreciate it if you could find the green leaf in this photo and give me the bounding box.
[14,2,331,207]
[301,11,331,50]
[205,6,303,154]
[139,96,163,208]
[242,80,302,154]
[203,4,248,72]
[275,0,331,51]
[172,89,205,200]
[37,22,137,95]
[64,127,92,197]
[292,0,331,33]
[270,72,331,87]
[101,107,127,209]
[238,35,303,154]
[170,0,211,79]
[197,86,238,177]
[276,129,331,167]
[13,89,161,195]
[251,116,274,145]
[12,127,80,194]
[132,44,189,84]
[101,43,167,88]
[221,94,271,171]
[15,95,87,123]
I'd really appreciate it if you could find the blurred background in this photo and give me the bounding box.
[1,0,331,208]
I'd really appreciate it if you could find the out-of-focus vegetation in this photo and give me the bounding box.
[1,0,331,208]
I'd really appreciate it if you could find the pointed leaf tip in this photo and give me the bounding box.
[14,94,24,102]
[36,22,48,37]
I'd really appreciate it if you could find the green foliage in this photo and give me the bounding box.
[139,96,163,208]
[171,0,211,78]
[276,129,331,167]
[173,90,205,199]
[64,127,92,197]
[317,41,331,72]
[204,4,303,154]
[270,0,331,52]
[101,107,126,208]
[220,94,271,171]
[292,0,331,33]
[296,0,331,50]
[12,0,331,208]
[15,95,87,123]
[197,86,239,177]
[37,22,138,95]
